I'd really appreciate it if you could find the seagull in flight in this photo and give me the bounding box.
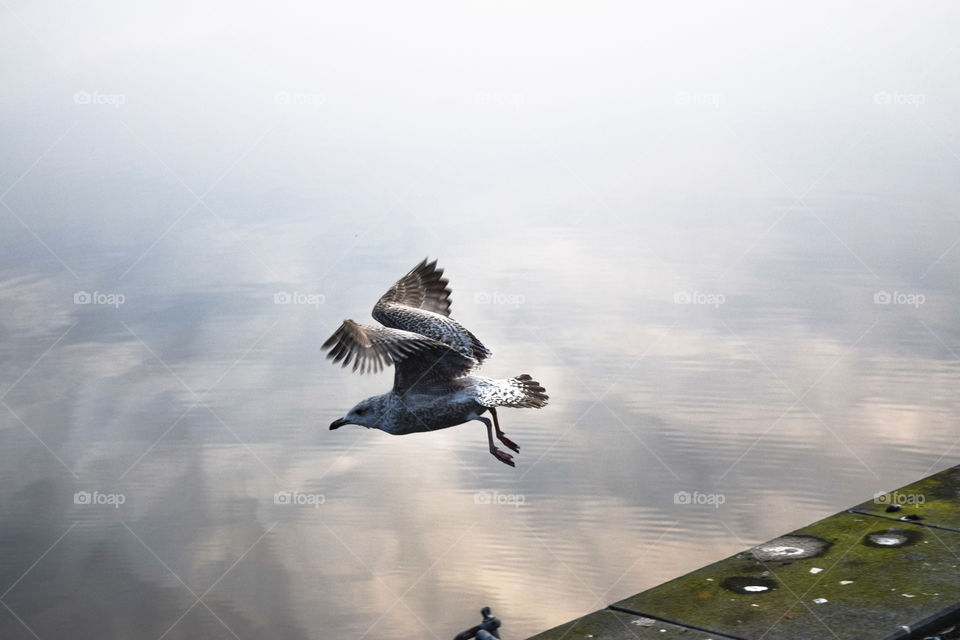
[323,259,548,467]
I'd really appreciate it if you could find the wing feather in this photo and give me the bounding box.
[375,258,452,316]
[322,320,476,390]
[372,259,491,362]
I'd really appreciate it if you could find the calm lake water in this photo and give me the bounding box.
[2,3,960,638]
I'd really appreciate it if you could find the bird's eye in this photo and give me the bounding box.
[356,407,367,415]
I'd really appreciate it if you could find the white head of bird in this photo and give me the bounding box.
[329,395,390,430]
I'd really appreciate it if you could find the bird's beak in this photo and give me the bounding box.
[329,417,351,430]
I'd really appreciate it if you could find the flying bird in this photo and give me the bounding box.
[323,259,548,467]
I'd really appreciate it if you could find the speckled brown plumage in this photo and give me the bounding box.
[323,258,548,467]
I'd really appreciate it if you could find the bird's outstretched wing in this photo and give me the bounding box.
[372,259,491,363]
[322,319,476,392]
[375,258,452,316]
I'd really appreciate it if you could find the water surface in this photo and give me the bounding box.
[2,2,960,638]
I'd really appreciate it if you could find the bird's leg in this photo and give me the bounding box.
[477,416,514,467]
[488,407,519,453]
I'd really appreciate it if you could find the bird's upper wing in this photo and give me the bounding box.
[374,258,452,317]
[372,259,491,363]
[322,319,476,392]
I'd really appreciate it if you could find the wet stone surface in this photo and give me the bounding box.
[853,465,960,532]
[721,576,778,594]
[525,608,720,639]
[749,534,832,562]
[527,464,960,640]
[862,528,923,548]
[613,510,960,640]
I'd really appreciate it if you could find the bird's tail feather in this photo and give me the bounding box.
[476,374,548,408]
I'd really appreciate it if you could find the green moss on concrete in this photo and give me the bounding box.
[614,511,960,640]
[526,608,717,639]
[852,465,960,531]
